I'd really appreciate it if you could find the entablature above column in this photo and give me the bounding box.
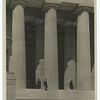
[42,1,79,12]
[9,0,79,12]
[8,0,94,13]
[74,6,94,15]
[10,0,27,9]
[42,3,58,12]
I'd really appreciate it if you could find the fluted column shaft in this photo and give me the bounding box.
[44,7,58,90]
[77,11,91,90]
[11,3,26,89]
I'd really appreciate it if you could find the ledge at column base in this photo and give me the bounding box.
[16,89,95,100]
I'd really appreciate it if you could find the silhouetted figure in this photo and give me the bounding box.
[44,79,48,91]
[37,78,41,89]
[69,80,73,89]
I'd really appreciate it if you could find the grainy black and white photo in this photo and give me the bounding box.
[6,0,95,100]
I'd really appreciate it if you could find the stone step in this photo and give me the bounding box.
[16,89,95,100]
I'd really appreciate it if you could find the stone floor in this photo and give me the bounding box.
[16,89,95,100]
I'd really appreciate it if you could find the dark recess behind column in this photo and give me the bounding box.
[58,26,64,89]
[25,23,36,88]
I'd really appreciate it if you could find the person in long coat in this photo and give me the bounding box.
[37,78,41,89]
[44,79,48,90]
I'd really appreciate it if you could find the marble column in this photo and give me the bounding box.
[64,60,76,90]
[77,10,91,90]
[10,0,26,89]
[44,5,58,89]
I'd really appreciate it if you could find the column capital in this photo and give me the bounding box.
[42,3,58,12]
[74,6,93,15]
[10,0,26,9]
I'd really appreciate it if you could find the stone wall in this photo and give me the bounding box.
[7,72,16,100]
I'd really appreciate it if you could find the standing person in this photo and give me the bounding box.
[44,79,48,91]
[37,78,41,89]
[69,80,73,89]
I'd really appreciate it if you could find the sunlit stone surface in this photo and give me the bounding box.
[64,60,76,90]
[11,4,26,89]
[77,11,91,90]
[36,59,44,89]
[44,7,58,90]
[6,0,94,100]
